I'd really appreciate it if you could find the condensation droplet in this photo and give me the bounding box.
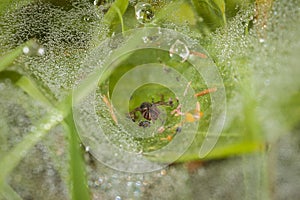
[23,46,30,54]
[169,39,190,62]
[160,169,167,176]
[23,41,45,56]
[56,113,64,122]
[127,181,133,187]
[37,47,45,56]
[259,38,265,43]
[142,36,149,43]
[135,2,155,24]
[30,126,37,132]
[115,196,122,200]
[93,0,100,6]
[43,123,51,130]
[85,146,90,152]
[158,27,162,34]
[135,181,142,187]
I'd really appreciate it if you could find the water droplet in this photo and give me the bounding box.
[142,36,150,43]
[37,47,45,56]
[85,146,90,152]
[98,177,104,184]
[94,0,100,6]
[30,126,37,132]
[43,123,51,130]
[115,196,122,200]
[169,39,190,62]
[264,79,270,86]
[135,2,155,24]
[83,16,90,22]
[127,181,133,187]
[259,38,265,43]
[23,46,30,54]
[160,169,167,176]
[56,114,64,122]
[23,41,45,56]
[158,27,162,34]
[135,181,142,187]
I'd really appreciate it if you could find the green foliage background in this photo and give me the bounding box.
[0,0,299,199]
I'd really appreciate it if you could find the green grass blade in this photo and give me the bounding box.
[0,183,22,200]
[10,72,90,199]
[16,76,54,108]
[103,0,128,30]
[111,3,125,33]
[0,40,35,72]
[153,0,197,26]
[212,0,227,26]
[0,71,22,83]
[0,74,69,190]
[63,114,91,200]
[0,109,64,188]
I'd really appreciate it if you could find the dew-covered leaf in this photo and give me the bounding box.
[103,0,129,32]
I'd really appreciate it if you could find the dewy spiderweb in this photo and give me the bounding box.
[72,28,226,173]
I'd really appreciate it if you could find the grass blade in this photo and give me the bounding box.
[0,109,64,188]
[103,0,128,31]
[16,76,53,107]
[0,40,35,72]
[0,183,22,200]
[63,114,91,200]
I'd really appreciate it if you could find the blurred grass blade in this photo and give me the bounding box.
[0,74,68,190]
[16,76,53,107]
[0,40,34,72]
[0,109,64,188]
[63,114,91,200]
[0,71,22,83]
[0,183,22,200]
[111,3,125,33]
[103,0,128,29]
[145,140,264,163]
[153,0,197,26]
[192,0,228,30]
[213,0,227,26]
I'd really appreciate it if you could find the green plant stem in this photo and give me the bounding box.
[0,40,34,72]
[112,4,125,33]
[103,0,128,32]
[63,115,91,200]
[0,108,64,188]
[11,73,90,199]
[16,76,53,107]
[0,183,22,200]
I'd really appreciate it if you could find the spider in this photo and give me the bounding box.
[129,97,174,123]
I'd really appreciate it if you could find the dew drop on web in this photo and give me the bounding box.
[169,39,190,62]
[23,41,45,57]
[135,2,155,24]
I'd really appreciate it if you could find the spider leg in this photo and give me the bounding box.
[129,107,142,122]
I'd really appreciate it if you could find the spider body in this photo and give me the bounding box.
[129,97,173,123]
[139,102,160,121]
